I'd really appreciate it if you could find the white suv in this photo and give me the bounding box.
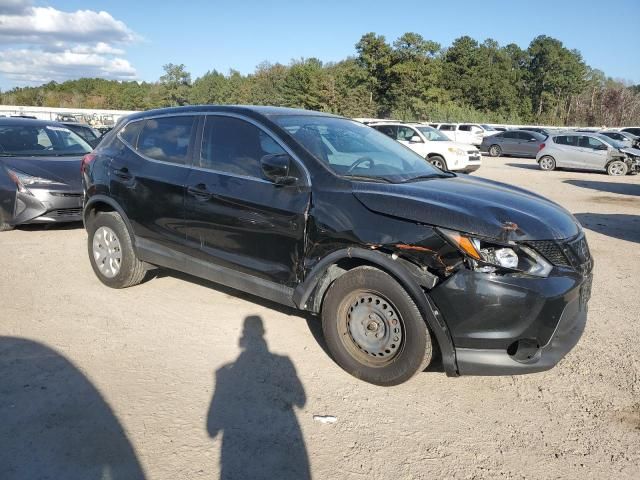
[430,123,490,146]
[371,122,481,173]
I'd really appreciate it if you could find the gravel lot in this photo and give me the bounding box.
[1,156,639,479]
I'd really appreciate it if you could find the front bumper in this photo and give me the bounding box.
[12,188,83,225]
[430,247,593,376]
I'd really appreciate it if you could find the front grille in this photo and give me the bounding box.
[47,207,83,217]
[525,240,570,266]
[526,234,591,270]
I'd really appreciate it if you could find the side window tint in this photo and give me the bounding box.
[120,120,144,147]
[458,125,471,131]
[503,131,518,139]
[373,125,397,139]
[397,126,418,141]
[440,125,453,131]
[137,116,195,164]
[201,116,286,179]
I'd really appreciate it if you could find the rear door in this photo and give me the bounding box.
[183,114,311,286]
[109,115,197,253]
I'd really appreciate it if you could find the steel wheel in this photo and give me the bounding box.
[489,145,502,157]
[92,226,122,278]
[339,290,404,367]
[539,156,556,171]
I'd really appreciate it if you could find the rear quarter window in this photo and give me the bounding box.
[119,120,144,147]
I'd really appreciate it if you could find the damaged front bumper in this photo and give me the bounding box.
[429,235,593,376]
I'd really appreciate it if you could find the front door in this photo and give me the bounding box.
[183,114,311,287]
[575,136,609,171]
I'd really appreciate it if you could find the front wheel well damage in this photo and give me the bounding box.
[300,251,448,368]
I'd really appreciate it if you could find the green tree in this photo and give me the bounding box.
[159,63,192,106]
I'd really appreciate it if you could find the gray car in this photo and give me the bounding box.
[0,117,92,231]
[480,130,547,158]
[536,132,640,176]
[599,130,639,148]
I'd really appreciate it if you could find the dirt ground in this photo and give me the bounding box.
[1,156,639,480]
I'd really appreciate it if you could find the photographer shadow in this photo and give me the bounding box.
[207,315,310,480]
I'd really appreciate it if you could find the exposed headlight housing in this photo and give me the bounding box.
[439,228,552,277]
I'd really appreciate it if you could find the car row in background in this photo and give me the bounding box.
[0,117,92,230]
[480,130,547,158]
[370,121,481,173]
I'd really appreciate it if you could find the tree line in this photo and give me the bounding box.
[2,33,639,126]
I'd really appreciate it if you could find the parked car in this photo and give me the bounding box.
[480,130,547,158]
[620,127,640,137]
[598,130,640,149]
[536,132,640,176]
[369,122,481,172]
[83,105,593,386]
[520,127,550,136]
[61,122,102,148]
[0,117,92,231]
[432,123,484,146]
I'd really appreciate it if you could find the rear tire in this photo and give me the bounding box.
[429,155,448,171]
[488,145,502,157]
[321,266,433,386]
[607,160,628,176]
[539,156,556,171]
[87,211,146,288]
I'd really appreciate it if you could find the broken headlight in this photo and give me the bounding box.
[439,229,552,277]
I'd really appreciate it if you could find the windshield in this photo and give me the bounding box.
[416,126,451,142]
[274,116,447,182]
[0,124,92,156]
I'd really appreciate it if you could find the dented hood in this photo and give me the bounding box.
[352,175,580,241]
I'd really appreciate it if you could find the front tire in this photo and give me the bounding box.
[429,155,448,171]
[321,266,433,386]
[607,160,628,176]
[539,156,556,171]
[87,211,146,288]
[0,222,14,232]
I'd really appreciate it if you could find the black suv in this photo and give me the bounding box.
[82,106,593,386]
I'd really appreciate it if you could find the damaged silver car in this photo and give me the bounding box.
[536,132,640,176]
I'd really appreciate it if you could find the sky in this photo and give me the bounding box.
[1,0,639,90]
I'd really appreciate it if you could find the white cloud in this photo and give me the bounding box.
[0,1,139,86]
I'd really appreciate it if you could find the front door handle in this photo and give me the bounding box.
[187,183,212,200]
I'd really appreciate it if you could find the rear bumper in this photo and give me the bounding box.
[431,265,592,376]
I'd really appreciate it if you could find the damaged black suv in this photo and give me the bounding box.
[82,106,593,385]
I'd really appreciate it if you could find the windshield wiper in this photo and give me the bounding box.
[399,173,453,183]
[341,175,392,183]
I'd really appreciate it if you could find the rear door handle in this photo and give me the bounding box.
[187,183,212,200]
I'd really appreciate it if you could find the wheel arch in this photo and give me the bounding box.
[293,247,458,376]
[84,196,138,254]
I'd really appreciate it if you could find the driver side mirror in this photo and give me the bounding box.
[261,153,298,185]
[409,135,423,143]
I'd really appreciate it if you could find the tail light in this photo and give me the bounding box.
[538,143,546,151]
[81,153,96,173]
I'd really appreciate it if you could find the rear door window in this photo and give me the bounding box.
[439,124,454,131]
[458,125,471,131]
[503,131,519,139]
[119,120,144,147]
[372,125,397,139]
[137,116,196,164]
